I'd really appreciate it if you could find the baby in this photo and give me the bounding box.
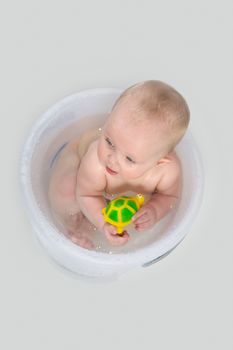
[48,80,190,249]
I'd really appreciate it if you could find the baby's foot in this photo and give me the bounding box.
[67,229,94,250]
[65,212,95,250]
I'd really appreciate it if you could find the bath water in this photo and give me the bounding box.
[32,113,178,254]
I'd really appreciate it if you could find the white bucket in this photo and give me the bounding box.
[20,88,204,280]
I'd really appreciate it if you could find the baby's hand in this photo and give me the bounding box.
[103,223,130,246]
[132,203,157,232]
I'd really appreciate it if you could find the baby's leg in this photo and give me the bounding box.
[48,139,94,249]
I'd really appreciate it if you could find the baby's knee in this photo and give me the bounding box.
[56,173,77,197]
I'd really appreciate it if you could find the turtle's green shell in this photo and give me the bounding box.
[105,196,139,224]
[102,194,145,234]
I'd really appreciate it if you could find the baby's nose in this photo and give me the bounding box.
[108,154,119,168]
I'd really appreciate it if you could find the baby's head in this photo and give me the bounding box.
[98,80,190,180]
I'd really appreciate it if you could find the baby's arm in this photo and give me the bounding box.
[76,143,130,246]
[132,157,182,231]
[75,141,108,231]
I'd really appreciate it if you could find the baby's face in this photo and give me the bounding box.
[97,102,170,181]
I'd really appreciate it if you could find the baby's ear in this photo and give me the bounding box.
[156,157,172,166]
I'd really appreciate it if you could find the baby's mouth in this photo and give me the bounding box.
[106,166,118,175]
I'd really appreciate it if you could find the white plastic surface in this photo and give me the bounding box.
[20,88,204,279]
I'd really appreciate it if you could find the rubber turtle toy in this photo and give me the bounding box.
[102,194,145,234]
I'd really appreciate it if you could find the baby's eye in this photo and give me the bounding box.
[126,156,135,164]
[105,137,114,148]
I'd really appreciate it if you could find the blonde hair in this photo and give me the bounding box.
[111,80,190,153]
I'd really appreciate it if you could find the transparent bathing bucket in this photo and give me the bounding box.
[20,88,204,280]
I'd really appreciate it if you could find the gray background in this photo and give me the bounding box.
[1,0,232,349]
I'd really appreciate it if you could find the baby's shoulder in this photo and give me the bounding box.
[77,138,106,193]
[77,128,101,159]
[156,151,182,195]
[81,139,100,165]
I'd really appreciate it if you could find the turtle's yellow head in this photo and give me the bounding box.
[135,194,145,206]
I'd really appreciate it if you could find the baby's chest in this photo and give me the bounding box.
[105,172,161,197]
